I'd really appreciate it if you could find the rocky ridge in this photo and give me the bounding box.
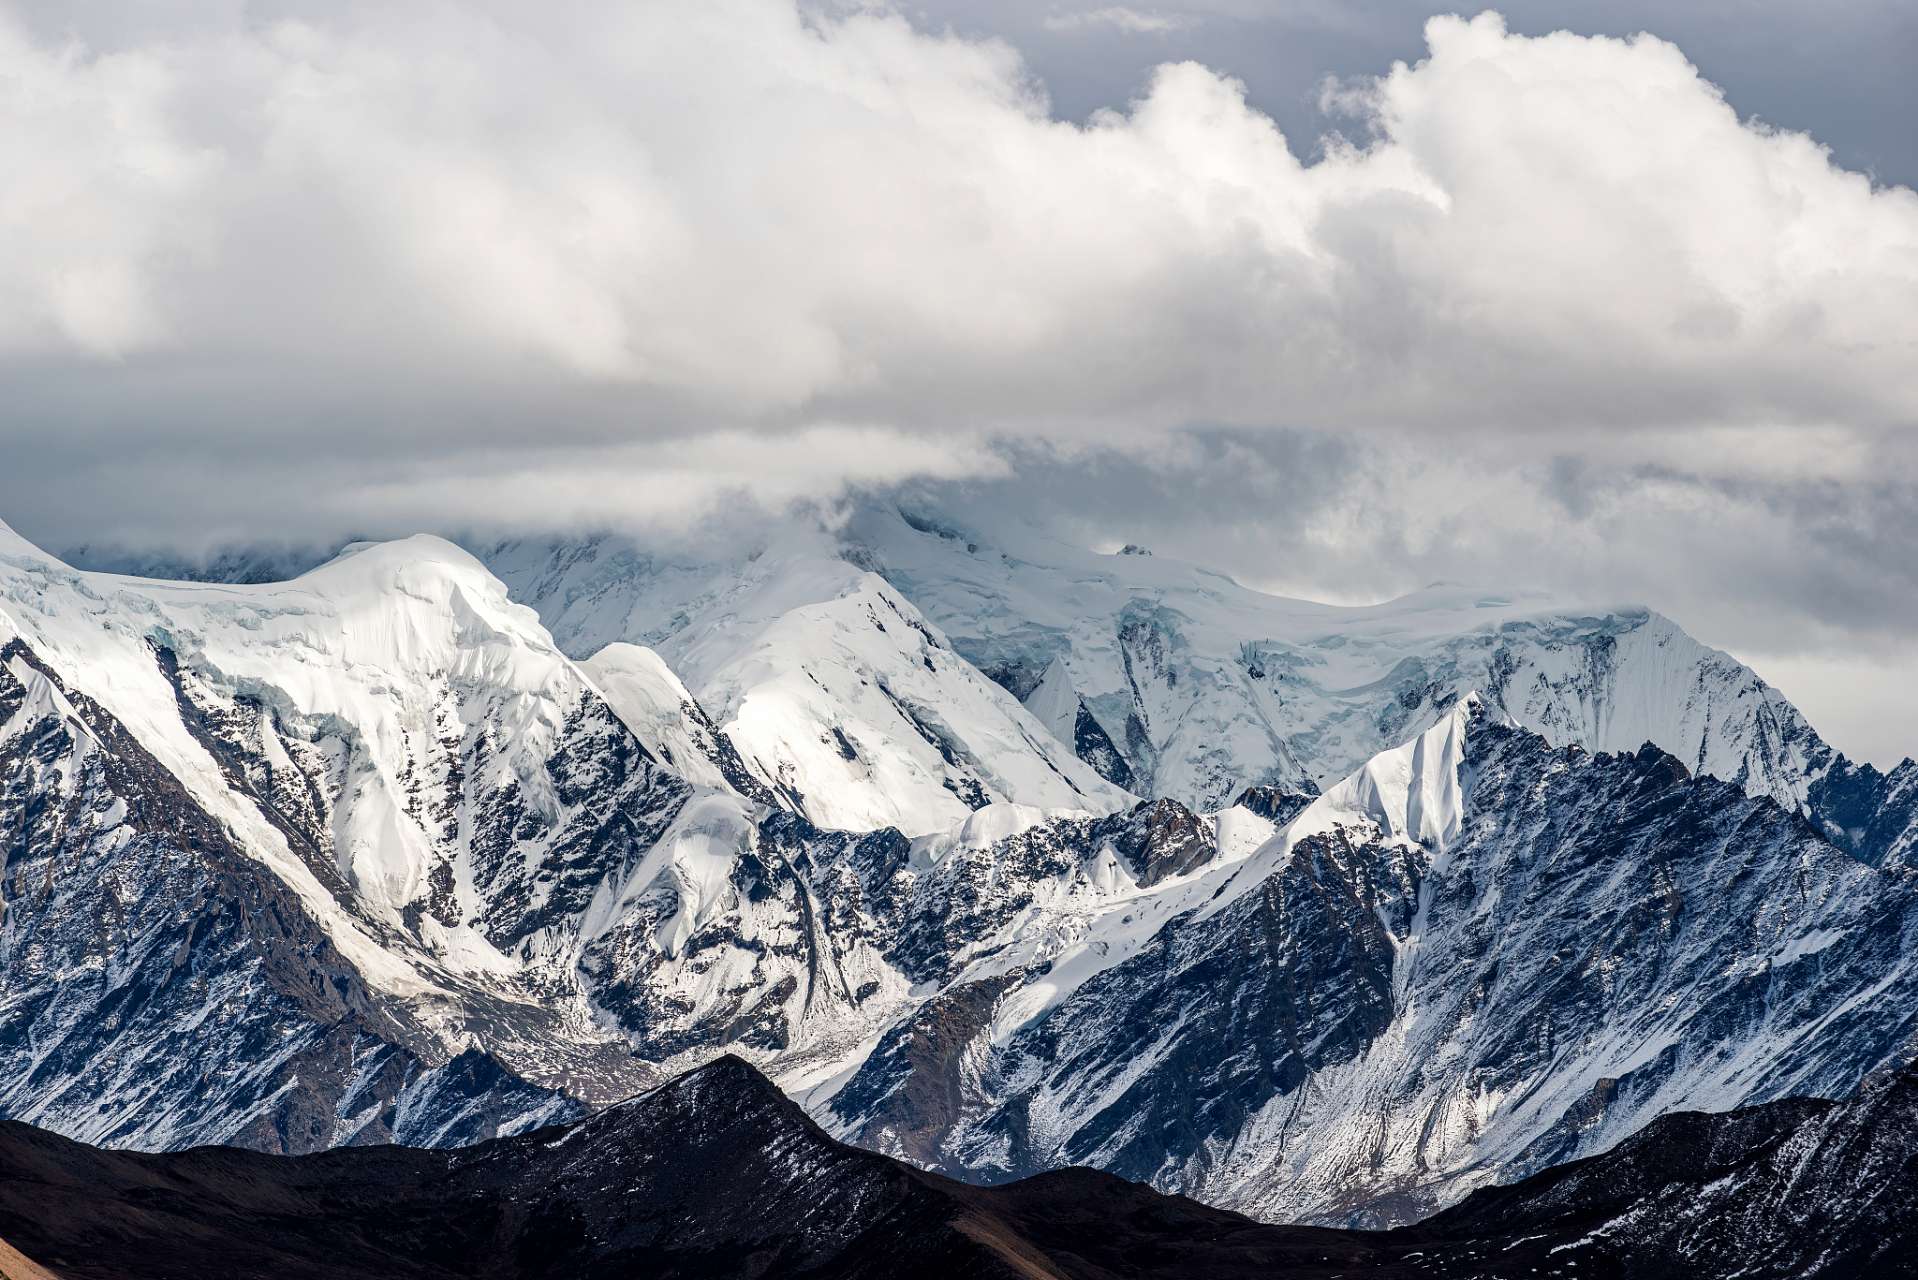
[2,1053,1915,1280]
[811,701,1918,1224]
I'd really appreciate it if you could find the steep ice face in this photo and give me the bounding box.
[493,536,1132,836]
[1021,657,1080,746]
[836,503,1873,825]
[581,643,775,803]
[1297,696,1478,852]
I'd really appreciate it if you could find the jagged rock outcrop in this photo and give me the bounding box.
[818,703,1918,1225]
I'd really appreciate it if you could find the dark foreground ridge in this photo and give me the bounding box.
[1,1054,1915,1280]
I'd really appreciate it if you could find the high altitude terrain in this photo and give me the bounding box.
[2,502,1915,1230]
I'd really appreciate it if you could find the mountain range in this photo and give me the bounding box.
[4,501,1917,1259]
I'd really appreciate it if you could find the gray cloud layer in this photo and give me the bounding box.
[2,1,1914,762]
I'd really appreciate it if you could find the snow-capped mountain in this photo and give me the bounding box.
[3,511,1917,1233]
[480,502,1911,868]
[0,527,684,1148]
[0,519,1108,1157]
[486,533,1131,836]
[0,631,583,1152]
[811,699,1918,1224]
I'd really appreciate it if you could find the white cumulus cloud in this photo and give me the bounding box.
[1,4,1910,441]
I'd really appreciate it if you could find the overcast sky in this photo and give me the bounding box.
[1,0,1915,765]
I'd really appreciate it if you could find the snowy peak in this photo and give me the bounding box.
[0,634,585,1152]
[581,642,777,804]
[1303,694,1484,851]
[0,527,718,1131]
[492,536,1133,836]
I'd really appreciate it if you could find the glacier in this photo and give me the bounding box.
[481,502,1903,867]
[486,532,1131,837]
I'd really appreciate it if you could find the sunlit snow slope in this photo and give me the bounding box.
[485,533,1132,836]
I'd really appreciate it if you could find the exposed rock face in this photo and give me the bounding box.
[0,640,579,1153]
[818,705,1918,1226]
[1231,784,1319,827]
[1808,752,1918,867]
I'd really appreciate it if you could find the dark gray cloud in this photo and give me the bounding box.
[0,1,1913,764]
[915,0,1918,187]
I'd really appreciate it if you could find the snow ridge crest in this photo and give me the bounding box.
[1293,693,1492,855]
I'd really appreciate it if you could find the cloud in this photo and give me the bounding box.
[1,1,1915,765]
[881,423,1918,764]
[1043,9,1197,34]
[1,5,1910,440]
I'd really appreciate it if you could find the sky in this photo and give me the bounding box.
[1,0,1915,766]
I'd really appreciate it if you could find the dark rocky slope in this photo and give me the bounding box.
[826,709,1918,1224]
[2,1055,1916,1280]
[0,1055,1387,1280]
